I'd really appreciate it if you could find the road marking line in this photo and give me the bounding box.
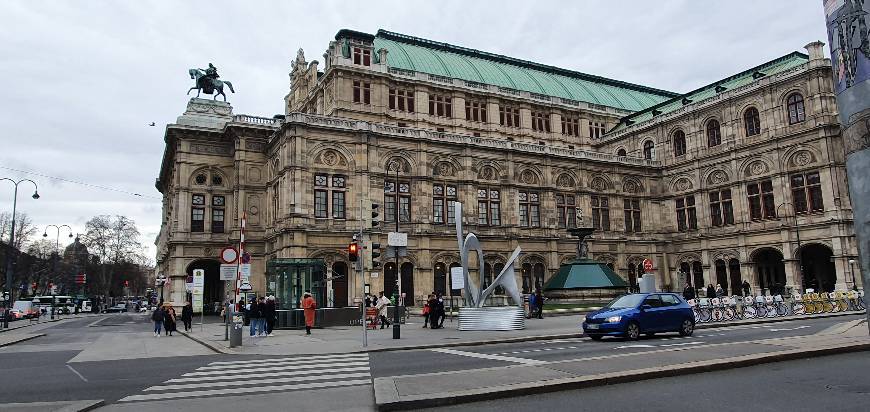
[67,364,88,382]
[184,361,370,377]
[169,366,370,383]
[147,372,371,391]
[196,356,367,370]
[205,352,368,366]
[430,348,546,365]
[769,325,810,332]
[658,341,704,348]
[87,317,106,327]
[119,379,372,402]
[616,341,703,349]
[614,344,655,349]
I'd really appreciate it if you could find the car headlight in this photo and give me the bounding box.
[605,316,622,323]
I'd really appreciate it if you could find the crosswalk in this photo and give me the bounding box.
[118,353,371,402]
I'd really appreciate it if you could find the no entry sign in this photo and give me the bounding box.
[220,247,238,264]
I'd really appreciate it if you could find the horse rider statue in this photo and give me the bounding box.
[188,62,235,101]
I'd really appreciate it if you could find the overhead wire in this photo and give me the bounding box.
[0,165,162,200]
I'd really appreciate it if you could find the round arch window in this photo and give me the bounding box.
[195,174,207,185]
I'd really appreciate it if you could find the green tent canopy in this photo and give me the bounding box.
[544,259,629,290]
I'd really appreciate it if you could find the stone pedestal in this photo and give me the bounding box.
[176,98,233,129]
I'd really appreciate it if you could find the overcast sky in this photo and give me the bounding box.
[0,1,829,260]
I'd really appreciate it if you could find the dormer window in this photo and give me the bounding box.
[353,47,371,66]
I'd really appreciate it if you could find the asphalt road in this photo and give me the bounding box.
[420,350,870,412]
[369,313,866,378]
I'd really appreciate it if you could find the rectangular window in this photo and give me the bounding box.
[561,116,581,137]
[352,47,371,66]
[531,111,551,132]
[385,180,411,223]
[791,171,824,214]
[389,88,415,112]
[747,180,777,220]
[709,189,734,227]
[332,191,346,219]
[623,199,641,233]
[352,80,370,104]
[556,194,577,228]
[314,191,328,218]
[589,121,606,139]
[498,105,521,127]
[313,173,345,219]
[591,196,610,231]
[477,188,500,226]
[676,196,697,231]
[518,191,540,227]
[192,194,205,206]
[191,207,204,232]
[211,208,224,233]
[465,100,487,123]
[428,94,452,117]
[433,184,458,225]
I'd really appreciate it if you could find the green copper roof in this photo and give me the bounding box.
[544,259,629,290]
[371,30,678,112]
[608,51,809,134]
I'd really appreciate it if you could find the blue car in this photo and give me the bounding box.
[582,293,695,340]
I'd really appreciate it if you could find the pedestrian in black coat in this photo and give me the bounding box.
[181,302,193,332]
[683,284,696,301]
[706,284,716,299]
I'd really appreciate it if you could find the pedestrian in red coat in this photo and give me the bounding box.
[301,291,316,335]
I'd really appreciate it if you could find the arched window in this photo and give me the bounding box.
[786,93,805,124]
[673,130,686,157]
[643,141,655,160]
[617,148,627,157]
[744,107,761,136]
[706,120,721,147]
[533,263,545,291]
[521,263,532,294]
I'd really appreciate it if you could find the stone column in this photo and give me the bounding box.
[823,2,870,331]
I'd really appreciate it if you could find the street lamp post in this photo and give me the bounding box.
[776,202,802,295]
[389,162,402,340]
[157,275,167,303]
[42,224,73,297]
[848,259,857,291]
[1,178,39,328]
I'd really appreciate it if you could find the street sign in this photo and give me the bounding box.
[450,266,465,289]
[239,282,252,291]
[193,269,204,294]
[240,264,251,281]
[241,252,251,264]
[643,259,654,273]
[387,232,408,247]
[219,264,237,281]
[220,247,238,264]
[370,272,379,278]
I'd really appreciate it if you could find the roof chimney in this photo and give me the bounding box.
[805,41,825,61]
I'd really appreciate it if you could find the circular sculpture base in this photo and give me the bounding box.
[458,306,525,331]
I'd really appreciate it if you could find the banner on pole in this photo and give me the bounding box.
[220,265,237,281]
[450,266,465,290]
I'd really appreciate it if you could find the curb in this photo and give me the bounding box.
[0,333,46,348]
[0,399,104,412]
[178,330,229,354]
[695,310,863,330]
[375,341,870,411]
[0,317,66,334]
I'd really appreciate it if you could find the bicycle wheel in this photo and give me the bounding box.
[693,308,701,323]
[766,305,778,318]
[756,305,767,318]
[776,303,789,317]
[700,308,712,323]
[839,300,849,312]
[792,302,805,315]
[823,301,834,313]
[724,307,735,321]
[743,306,757,319]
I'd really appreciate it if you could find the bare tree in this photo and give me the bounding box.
[0,211,38,250]
[81,215,145,297]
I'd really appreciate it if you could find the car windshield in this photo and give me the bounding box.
[605,294,646,309]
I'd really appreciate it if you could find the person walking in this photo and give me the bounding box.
[264,296,276,337]
[181,302,193,332]
[422,294,432,328]
[683,283,696,301]
[376,291,392,329]
[706,284,716,299]
[742,280,751,297]
[534,289,545,319]
[164,305,177,336]
[527,292,536,319]
[248,297,262,337]
[151,305,165,337]
[436,293,446,328]
[301,291,316,335]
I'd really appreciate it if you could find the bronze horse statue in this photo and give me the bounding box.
[188,68,235,101]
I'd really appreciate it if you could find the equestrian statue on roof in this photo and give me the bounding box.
[188,63,235,101]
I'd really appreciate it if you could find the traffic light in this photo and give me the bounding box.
[371,203,380,228]
[348,242,359,262]
[370,241,381,269]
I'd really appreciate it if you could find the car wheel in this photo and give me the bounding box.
[589,335,603,341]
[625,322,640,340]
[679,318,694,337]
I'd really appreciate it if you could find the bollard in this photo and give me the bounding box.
[229,310,243,348]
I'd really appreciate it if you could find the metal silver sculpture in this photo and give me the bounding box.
[454,202,525,330]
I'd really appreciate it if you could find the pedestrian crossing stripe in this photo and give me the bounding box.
[118,353,371,403]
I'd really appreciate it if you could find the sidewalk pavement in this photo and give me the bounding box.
[0,314,99,348]
[374,318,870,411]
[179,310,865,356]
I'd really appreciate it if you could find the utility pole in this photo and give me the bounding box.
[1,178,39,329]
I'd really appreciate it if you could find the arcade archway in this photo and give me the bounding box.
[753,248,786,295]
[186,259,222,315]
[800,244,836,292]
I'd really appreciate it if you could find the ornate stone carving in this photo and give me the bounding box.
[435,162,453,177]
[674,177,693,192]
[187,100,232,116]
[556,173,574,188]
[791,150,814,167]
[191,144,232,155]
[590,176,608,191]
[746,160,769,177]
[318,149,348,167]
[520,169,538,185]
[707,170,729,185]
[478,166,496,181]
[623,179,641,193]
